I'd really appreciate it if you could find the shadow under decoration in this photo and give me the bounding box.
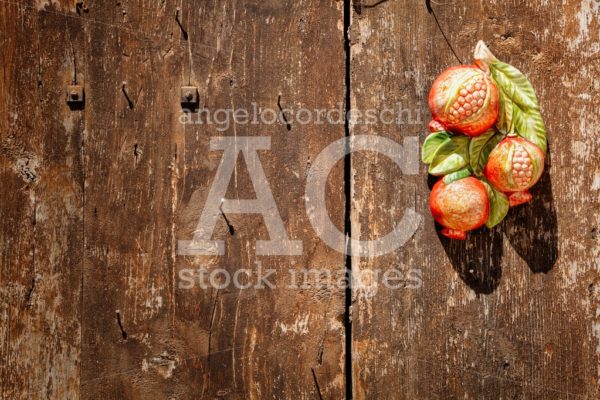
[501,150,558,274]
[421,41,557,292]
[438,223,504,294]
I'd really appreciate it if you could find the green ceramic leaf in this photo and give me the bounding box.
[428,135,470,176]
[490,60,547,155]
[482,181,509,228]
[491,61,539,110]
[513,107,548,154]
[421,131,451,164]
[496,89,514,134]
[443,168,471,184]
[469,129,503,177]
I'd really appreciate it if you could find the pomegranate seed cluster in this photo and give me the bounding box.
[511,145,533,187]
[447,73,488,124]
[428,64,499,136]
[484,137,544,195]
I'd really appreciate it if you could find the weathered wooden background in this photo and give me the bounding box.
[0,0,598,399]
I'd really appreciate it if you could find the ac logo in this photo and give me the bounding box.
[178,135,422,257]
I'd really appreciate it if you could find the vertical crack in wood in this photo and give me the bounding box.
[80,52,86,395]
[317,335,324,366]
[343,1,353,399]
[277,95,292,131]
[25,275,37,308]
[115,311,127,340]
[207,289,220,360]
[68,32,77,85]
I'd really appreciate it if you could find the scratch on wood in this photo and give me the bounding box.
[311,367,324,400]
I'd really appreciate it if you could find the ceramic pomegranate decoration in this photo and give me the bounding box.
[421,41,549,240]
[484,136,544,206]
[428,120,446,133]
[428,65,499,137]
[430,176,490,240]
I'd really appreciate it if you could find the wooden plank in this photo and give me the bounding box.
[349,0,599,398]
[0,1,84,399]
[81,1,189,398]
[174,1,347,398]
[82,1,346,399]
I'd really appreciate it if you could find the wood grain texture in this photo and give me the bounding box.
[80,0,346,399]
[81,1,185,398]
[173,1,347,398]
[2,0,599,399]
[0,1,84,399]
[349,0,599,399]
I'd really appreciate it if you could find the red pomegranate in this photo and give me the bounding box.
[484,136,545,206]
[428,65,499,137]
[430,177,490,240]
